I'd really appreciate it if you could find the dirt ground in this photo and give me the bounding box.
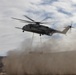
[0,73,6,75]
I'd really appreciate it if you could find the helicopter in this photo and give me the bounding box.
[12,15,74,36]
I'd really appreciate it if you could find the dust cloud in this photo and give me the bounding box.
[3,34,76,75]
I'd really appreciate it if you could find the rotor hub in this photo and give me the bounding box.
[69,26,72,28]
[36,22,40,25]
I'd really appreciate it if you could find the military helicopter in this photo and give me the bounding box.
[12,15,73,36]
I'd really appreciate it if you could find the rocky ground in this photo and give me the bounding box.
[0,56,5,75]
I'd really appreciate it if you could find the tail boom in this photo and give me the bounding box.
[61,26,71,34]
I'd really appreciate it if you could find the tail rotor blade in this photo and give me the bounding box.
[71,21,73,26]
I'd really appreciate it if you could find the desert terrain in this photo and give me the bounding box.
[0,50,76,75]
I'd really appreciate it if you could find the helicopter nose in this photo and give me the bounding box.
[22,26,26,32]
[22,26,25,30]
[23,26,25,29]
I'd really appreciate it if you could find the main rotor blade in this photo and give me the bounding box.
[12,17,33,23]
[24,15,35,23]
[15,27,22,29]
[40,21,55,24]
[40,17,48,22]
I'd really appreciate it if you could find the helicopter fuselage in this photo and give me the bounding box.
[22,24,54,36]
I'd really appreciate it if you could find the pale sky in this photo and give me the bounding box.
[0,0,76,55]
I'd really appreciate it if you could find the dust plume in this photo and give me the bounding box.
[3,33,76,75]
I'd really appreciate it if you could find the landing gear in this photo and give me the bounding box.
[23,30,24,32]
[40,34,41,36]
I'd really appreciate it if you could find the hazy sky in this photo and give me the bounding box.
[0,0,76,55]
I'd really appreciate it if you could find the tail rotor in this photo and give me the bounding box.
[69,21,74,33]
